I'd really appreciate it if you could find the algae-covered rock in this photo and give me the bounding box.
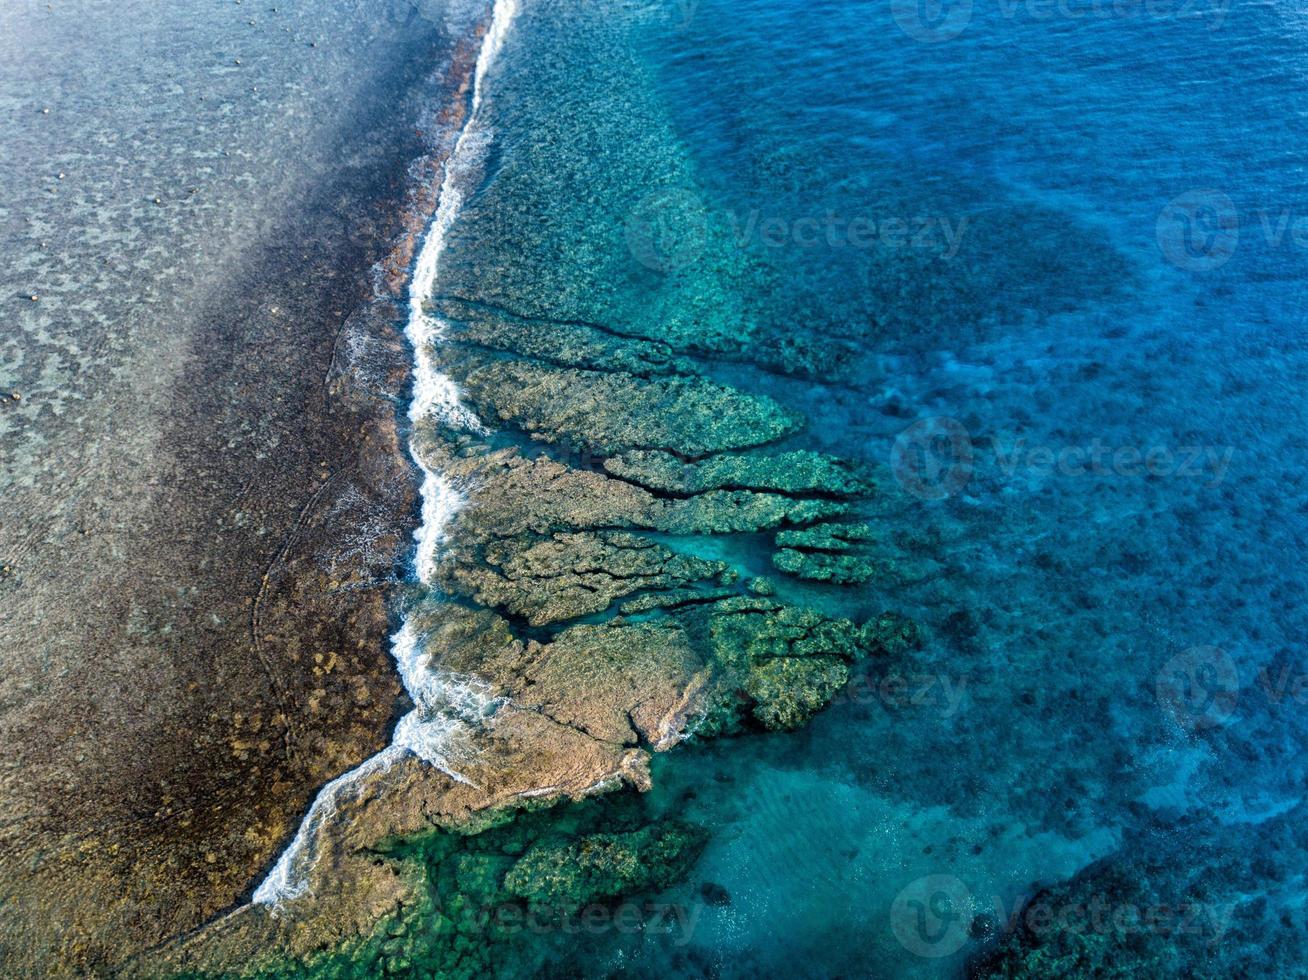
[771,548,876,585]
[604,448,875,497]
[401,605,707,752]
[451,353,801,456]
[434,449,656,541]
[648,594,895,737]
[411,582,901,752]
[423,438,851,545]
[447,530,728,626]
[772,521,880,585]
[860,611,922,657]
[236,795,713,980]
[509,621,709,748]
[775,521,877,550]
[708,596,875,665]
[437,301,697,378]
[502,821,707,915]
[654,490,848,535]
[744,655,849,731]
[405,603,524,684]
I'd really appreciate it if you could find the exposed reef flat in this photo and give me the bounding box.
[0,8,503,975]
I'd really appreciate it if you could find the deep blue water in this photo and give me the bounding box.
[435,0,1308,974]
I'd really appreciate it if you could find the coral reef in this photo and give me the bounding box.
[150,287,922,978]
[233,795,710,980]
[152,9,925,964]
[602,449,875,498]
[969,808,1308,978]
[449,348,801,457]
[771,521,881,585]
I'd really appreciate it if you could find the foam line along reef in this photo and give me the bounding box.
[251,0,519,907]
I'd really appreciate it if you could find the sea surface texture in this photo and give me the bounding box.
[374,0,1305,975]
[4,0,1306,976]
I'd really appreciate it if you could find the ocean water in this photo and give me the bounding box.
[425,0,1308,975]
[7,0,1306,973]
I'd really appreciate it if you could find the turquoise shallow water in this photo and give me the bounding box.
[427,0,1308,974]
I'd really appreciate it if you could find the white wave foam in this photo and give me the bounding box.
[251,745,404,905]
[252,623,504,906]
[405,0,517,580]
[389,619,502,782]
[253,0,519,908]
